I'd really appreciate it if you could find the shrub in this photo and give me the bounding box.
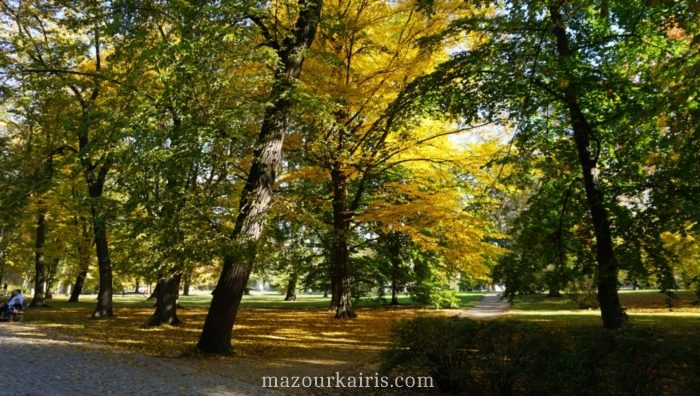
[410,283,460,309]
[382,317,700,395]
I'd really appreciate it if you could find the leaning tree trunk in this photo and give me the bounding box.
[330,164,356,318]
[549,5,624,329]
[31,205,47,307]
[69,209,92,302]
[69,224,92,303]
[69,221,91,302]
[197,0,321,355]
[143,272,182,327]
[284,272,298,301]
[69,270,88,303]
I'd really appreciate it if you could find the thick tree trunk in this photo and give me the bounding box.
[143,272,182,327]
[197,0,321,355]
[330,164,356,319]
[198,249,254,353]
[549,5,624,329]
[284,272,298,301]
[31,206,47,307]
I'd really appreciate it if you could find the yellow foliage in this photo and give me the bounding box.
[660,223,700,288]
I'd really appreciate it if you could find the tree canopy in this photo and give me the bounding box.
[0,0,698,351]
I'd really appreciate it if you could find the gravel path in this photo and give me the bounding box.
[0,323,276,396]
[459,293,510,319]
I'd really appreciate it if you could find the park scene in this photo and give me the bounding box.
[0,0,699,394]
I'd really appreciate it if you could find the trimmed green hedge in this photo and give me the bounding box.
[381,317,700,395]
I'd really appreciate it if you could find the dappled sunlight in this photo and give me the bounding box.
[23,301,447,385]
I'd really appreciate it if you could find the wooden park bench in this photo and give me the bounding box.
[1,301,28,322]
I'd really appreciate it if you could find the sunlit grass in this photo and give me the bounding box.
[506,289,700,331]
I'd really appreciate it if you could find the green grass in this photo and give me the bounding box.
[21,290,484,310]
[505,289,700,330]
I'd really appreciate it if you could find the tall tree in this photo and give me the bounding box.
[295,0,471,318]
[197,0,322,354]
[0,0,129,318]
[414,0,697,328]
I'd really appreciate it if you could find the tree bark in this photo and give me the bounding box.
[284,272,298,301]
[197,0,322,354]
[31,205,47,307]
[45,257,59,300]
[88,176,114,318]
[549,5,624,329]
[69,211,91,302]
[143,272,182,327]
[68,205,91,306]
[387,233,403,306]
[69,270,88,303]
[182,269,191,296]
[330,164,356,318]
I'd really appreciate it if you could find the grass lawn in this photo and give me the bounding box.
[506,289,700,330]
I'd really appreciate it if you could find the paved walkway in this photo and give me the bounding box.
[0,323,275,396]
[459,292,510,319]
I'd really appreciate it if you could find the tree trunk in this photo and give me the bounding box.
[89,190,113,318]
[182,269,191,296]
[198,249,255,354]
[147,276,161,301]
[31,205,47,307]
[69,209,92,303]
[330,164,356,318]
[45,257,59,300]
[284,272,298,301]
[549,5,624,329]
[197,0,321,355]
[69,217,91,302]
[69,270,88,303]
[387,234,403,306]
[143,272,182,327]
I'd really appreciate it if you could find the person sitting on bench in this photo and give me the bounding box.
[0,289,25,320]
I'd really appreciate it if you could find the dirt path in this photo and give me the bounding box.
[459,293,510,319]
[0,323,275,396]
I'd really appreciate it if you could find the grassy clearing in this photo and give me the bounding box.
[506,289,700,330]
[18,290,484,310]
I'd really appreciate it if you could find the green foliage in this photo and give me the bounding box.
[383,317,700,395]
[410,283,460,309]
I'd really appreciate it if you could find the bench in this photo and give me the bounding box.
[2,302,28,322]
